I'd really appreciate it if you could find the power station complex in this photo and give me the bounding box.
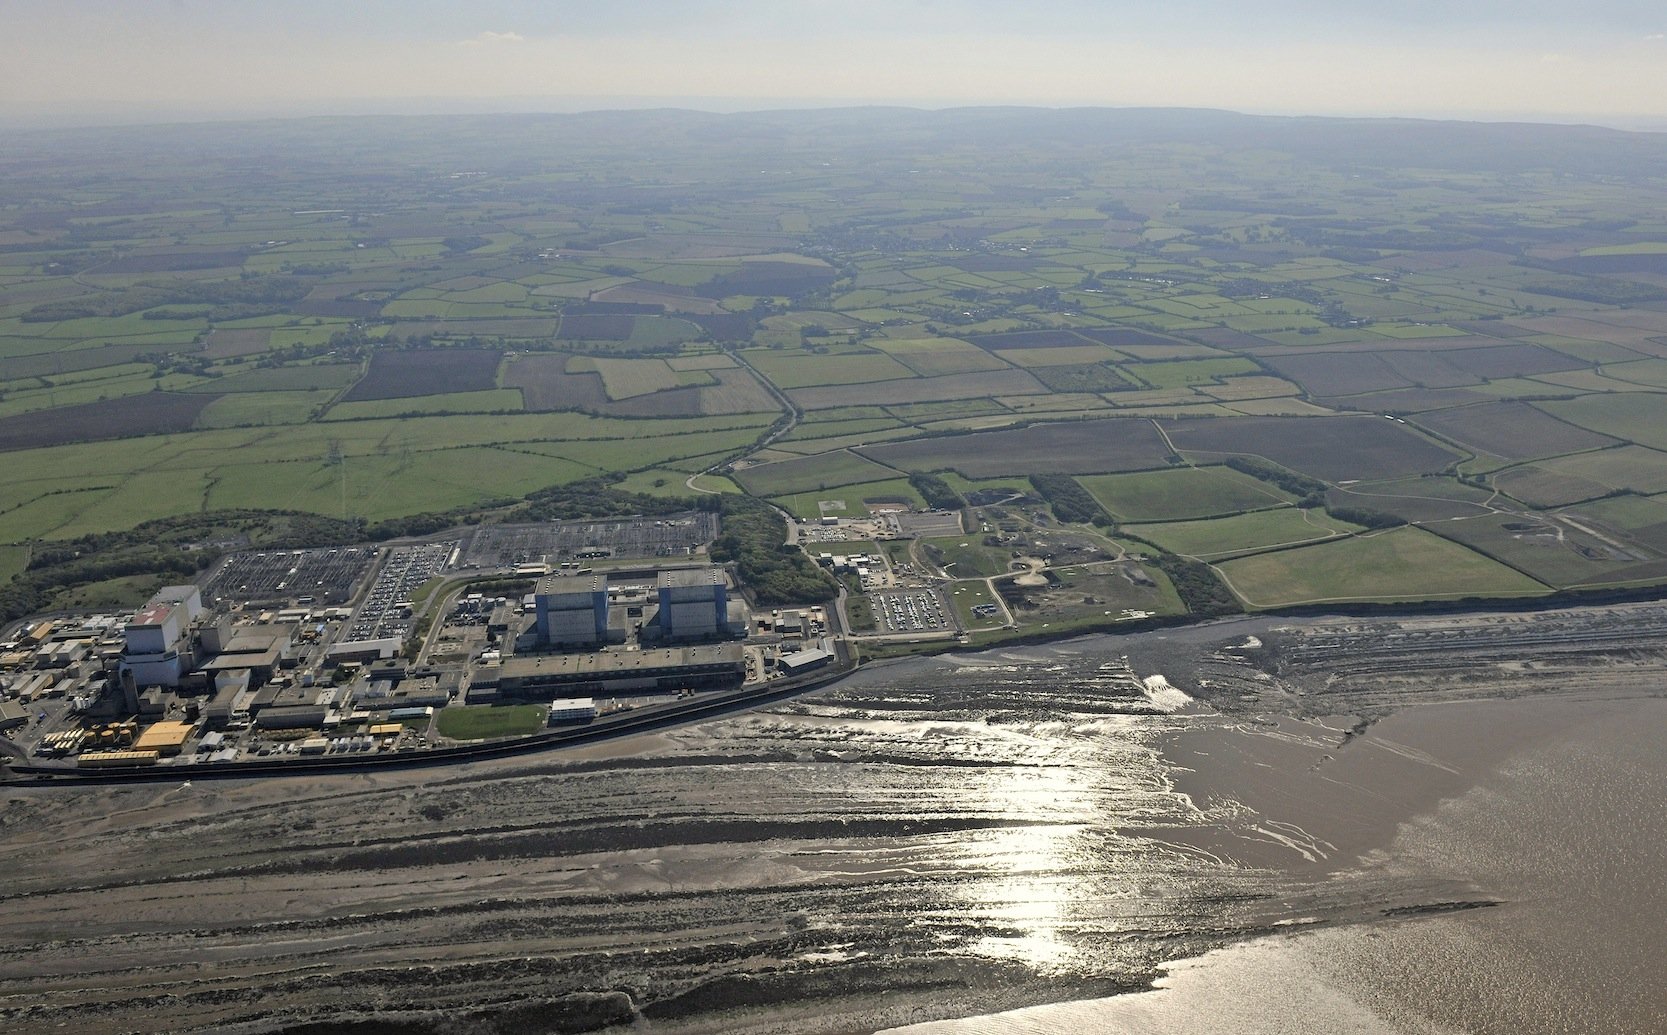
[2,513,843,773]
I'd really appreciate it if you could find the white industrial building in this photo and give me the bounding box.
[120,585,205,688]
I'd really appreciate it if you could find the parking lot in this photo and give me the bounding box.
[203,547,375,606]
[868,589,952,633]
[346,542,456,642]
[459,513,718,568]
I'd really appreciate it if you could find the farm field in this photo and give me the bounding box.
[1128,508,1363,560]
[731,450,902,498]
[1217,527,1550,607]
[1079,465,1293,522]
[861,418,1173,478]
[1159,415,1464,482]
[770,478,926,520]
[5,108,1667,618]
[1492,444,1667,505]
[1411,401,1619,464]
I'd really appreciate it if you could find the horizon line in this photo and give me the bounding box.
[6,97,1667,136]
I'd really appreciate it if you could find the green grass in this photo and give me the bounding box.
[742,349,916,389]
[777,417,906,445]
[1217,526,1549,607]
[324,389,525,420]
[187,363,362,393]
[195,390,335,428]
[1128,508,1362,559]
[1080,465,1293,521]
[1123,357,1263,389]
[47,573,171,612]
[732,449,902,497]
[770,477,926,519]
[920,535,1016,578]
[435,704,547,740]
[946,580,1007,630]
[0,543,28,582]
[612,468,707,497]
[865,337,1010,376]
[590,357,685,399]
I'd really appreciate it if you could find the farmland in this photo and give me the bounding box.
[1080,466,1293,522]
[5,107,1667,612]
[861,419,1174,478]
[1217,528,1550,607]
[1128,507,1363,560]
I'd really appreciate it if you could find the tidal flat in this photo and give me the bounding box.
[3,603,1666,1034]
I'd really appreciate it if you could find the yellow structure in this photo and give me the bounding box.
[77,750,161,768]
[133,720,196,756]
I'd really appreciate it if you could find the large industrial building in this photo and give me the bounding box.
[120,585,205,688]
[530,567,743,650]
[654,568,727,641]
[495,643,745,700]
[533,574,622,648]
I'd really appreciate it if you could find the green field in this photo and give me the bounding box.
[435,705,548,740]
[732,450,903,497]
[0,544,28,583]
[1080,465,1293,521]
[947,580,1007,630]
[1217,527,1549,607]
[1129,508,1363,559]
[770,478,926,520]
[6,109,1667,621]
[919,536,1017,578]
[743,349,916,389]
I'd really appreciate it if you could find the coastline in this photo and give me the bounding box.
[877,691,1667,1034]
[4,602,1667,1033]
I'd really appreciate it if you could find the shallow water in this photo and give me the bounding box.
[880,693,1667,1035]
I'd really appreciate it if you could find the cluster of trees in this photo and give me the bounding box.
[709,496,837,606]
[908,472,965,511]
[515,478,717,524]
[1028,474,1114,527]
[1148,553,1240,616]
[1324,506,1404,530]
[1224,457,1327,505]
[0,509,368,624]
[1221,457,1401,527]
[0,547,204,624]
[1518,277,1666,305]
[22,274,313,323]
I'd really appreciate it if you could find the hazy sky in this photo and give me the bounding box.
[6,1,1667,128]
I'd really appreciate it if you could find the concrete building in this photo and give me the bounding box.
[154,584,205,621]
[778,644,836,675]
[122,601,190,688]
[133,720,196,757]
[655,568,727,642]
[324,637,403,664]
[254,705,327,730]
[497,643,745,700]
[547,698,597,723]
[118,585,208,689]
[0,701,27,733]
[534,574,614,648]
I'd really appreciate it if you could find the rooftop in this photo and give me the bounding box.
[133,720,196,752]
[130,603,176,628]
[500,643,743,678]
[536,574,606,596]
[659,567,721,589]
